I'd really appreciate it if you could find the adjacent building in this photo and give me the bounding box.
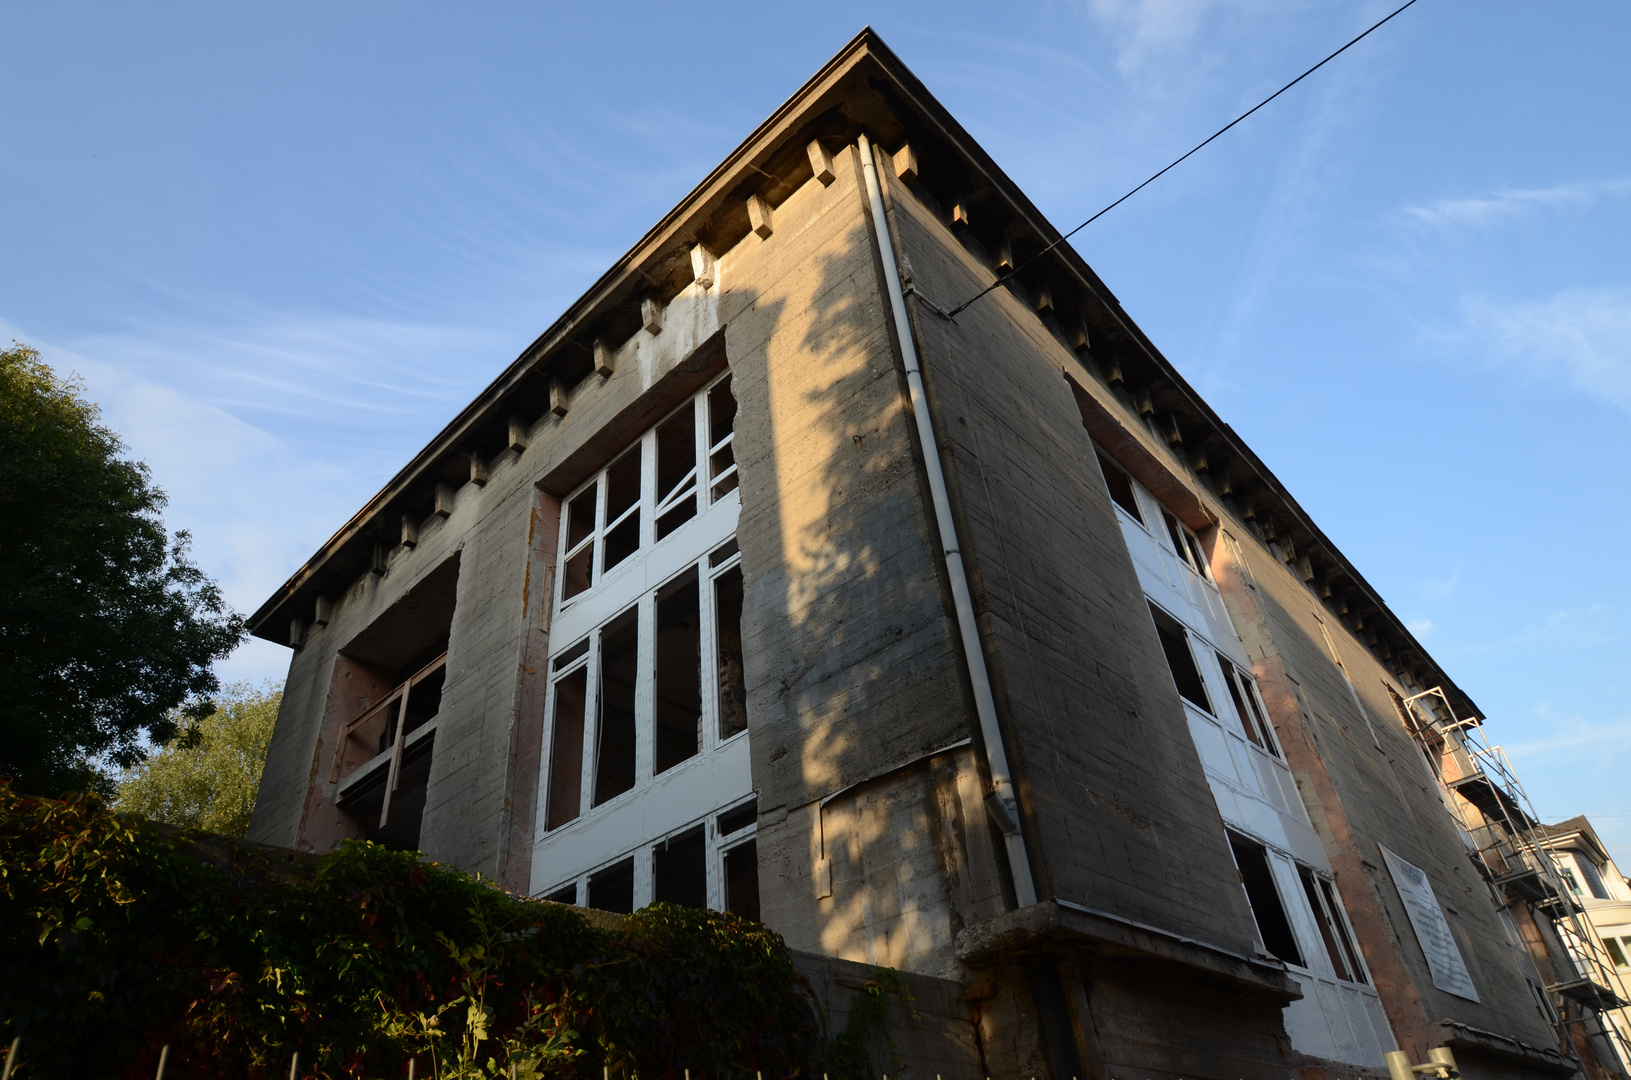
[246,30,1621,1080]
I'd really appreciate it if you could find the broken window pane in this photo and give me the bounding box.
[1217,654,1263,748]
[1096,452,1143,524]
[587,858,635,914]
[717,797,757,837]
[653,825,707,909]
[1150,603,1210,713]
[1300,866,1353,981]
[724,839,760,922]
[654,571,702,774]
[604,448,642,571]
[1321,878,1367,983]
[1185,532,1210,579]
[709,376,738,499]
[402,664,444,736]
[715,565,747,739]
[545,667,587,831]
[1229,833,1303,966]
[656,404,698,540]
[1162,511,1193,570]
[593,609,638,806]
[566,487,597,551]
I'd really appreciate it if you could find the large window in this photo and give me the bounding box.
[534,373,756,916]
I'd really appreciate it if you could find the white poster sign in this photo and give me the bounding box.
[1381,845,1480,1001]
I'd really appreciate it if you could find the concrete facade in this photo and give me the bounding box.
[247,30,1607,1080]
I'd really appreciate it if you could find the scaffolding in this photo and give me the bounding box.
[1399,687,1631,1077]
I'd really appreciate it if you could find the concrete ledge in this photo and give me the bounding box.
[954,900,1302,1003]
[1435,1018,1578,1076]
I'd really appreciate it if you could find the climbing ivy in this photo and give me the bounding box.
[0,783,818,1079]
[822,969,919,1080]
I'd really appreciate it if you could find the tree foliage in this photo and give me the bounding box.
[113,682,281,837]
[0,783,821,1079]
[0,342,245,796]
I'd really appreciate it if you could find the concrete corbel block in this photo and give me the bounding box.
[1133,387,1154,417]
[1033,279,1054,315]
[951,199,971,227]
[434,483,455,518]
[994,232,1014,272]
[892,143,918,184]
[371,540,389,576]
[641,296,665,335]
[1189,447,1209,473]
[1069,316,1092,353]
[469,451,488,487]
[401,514,419,549]
[593,336,616,378]
[1162,413,1182,446]
[312,595,333,628]
[807,139,836,186]
[746,193,773,239]
[550,378,569,417]
[508,415,529,452]
[690,244,717,290]
[289,616,306,650]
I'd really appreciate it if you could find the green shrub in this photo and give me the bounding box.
[0,782,817,1079]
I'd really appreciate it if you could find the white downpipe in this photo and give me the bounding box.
[856,134,1038,908]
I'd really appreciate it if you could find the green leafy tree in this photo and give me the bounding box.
[114,682,281,836]
[0,342,245,796]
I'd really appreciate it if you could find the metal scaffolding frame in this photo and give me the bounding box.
[1399,686,1631,1076]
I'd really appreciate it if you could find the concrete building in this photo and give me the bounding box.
[247,29,1614,1080]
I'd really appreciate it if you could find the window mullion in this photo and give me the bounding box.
[579,636,601,821]
[635,591,656,784]
[699,556,719,756]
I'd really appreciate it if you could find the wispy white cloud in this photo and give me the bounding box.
[1501,711,1631,766]
[1408,618,1435,637]
[1449,604,1623,658]
[1450,286,1631,415]
[1405,177,1631,232]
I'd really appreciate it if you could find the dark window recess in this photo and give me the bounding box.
[1149,603,1211,713]
[562,544,593,602]
[1163,511,1194,570]
[1185,532,1211,579]
[709,377,738,499]
[1579,857,1612,900]
[724,839,761,922]
[653,826,708,909]
[587,858,635,914]
[709,537,739,566]
[552,638,589,671]
[715,565,748,739]
[604,448,642,571]
[545,883,578,905]
[545,667,588,830]
[1321,877,1367,983]
[1219,652,1263,748]
[654,571,702,774]
[717,797,757,837]
[1300,867,1353,981]
[1608,938,1629,968]
[1096,452,1143,524]
[593,609,638,806]
[562,489,596,601]
[401,665,443,736]
[657,405,698,539]
[566,488,596,550]
[1230,833,1303,966]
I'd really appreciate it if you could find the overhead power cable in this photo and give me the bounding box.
[943,0,1424,319]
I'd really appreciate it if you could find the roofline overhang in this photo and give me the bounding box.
[247,26,1481,721]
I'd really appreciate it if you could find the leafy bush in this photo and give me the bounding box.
[0,782,817,1079]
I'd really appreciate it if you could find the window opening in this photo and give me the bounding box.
[1096,452,1144,524]
[708,376,738,499]
[593,609,638,806]
[1578,855,1612,900]
[603,448,642,572]
[1605,937,1628,968]
[588,858,635,914]
[709,537,739,566]
[717,797,757,837]
[715,564,747,739]
[1185,532,1212,580]
[562,488,597,601]
[1162,511,1190,566]
[656,404,699,540]
[724,838,760,921]
[552,638,589,671]
[654,570,703,774]
[544,666,588,830]
[1150,602,1211,713]
[1218,653,1279,756]
[545,883,577,905]
[653,825,708,908]
[1300,867,1355,981]
[1230,833,1303,965]
[1561,867,1582,896]
[1320,877,1367,982]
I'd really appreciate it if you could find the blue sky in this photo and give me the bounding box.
[4,2,1628,853]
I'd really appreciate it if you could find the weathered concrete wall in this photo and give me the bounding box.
[717,143,1011,978]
